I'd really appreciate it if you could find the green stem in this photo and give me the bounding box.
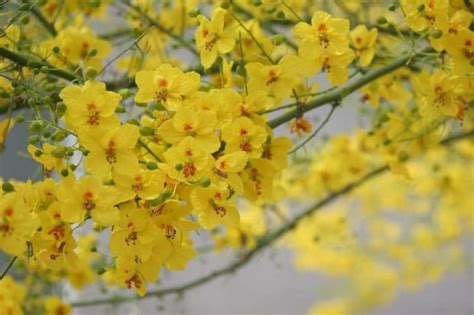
[30,7,57,36]
[268,51,420,129]
[70,130,474,308]
[0,47,78,82]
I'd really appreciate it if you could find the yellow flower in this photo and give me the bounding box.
[110,202,161,262]
[222,117,268,158]
[429,9,472,51]
[114,168,166,202]
[241,159,276,201]
[162,136,213,182]
[301,45,355,85]
[350,25,378,67]
[261,136,293,171]
[415,70,465,121]
[157,105,220,153]
[135,63,200,110]
[57,175,120,226]
[294,10,350,52]
[80,123,140,179]
[0,276,26,315]
[59,80,121,135]
[33,202,78,270]
[43,297,71,315]
[195,8,236,68]
[0,190,38,256]
[401,0,449,32]
[445,29,474,76]
[0,118,14,152]
[27,143,65,177]
[212,151,248,194]
[246,55,308,100]
[191,185,240,229]
[41,26,112,71]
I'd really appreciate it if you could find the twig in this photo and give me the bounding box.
[0,256,17,280]
[288,104,336,154]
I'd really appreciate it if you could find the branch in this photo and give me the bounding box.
[30,7,57,37]
[0,256,17,280]
[0,47,78,82]
[70,129,474,308]
[267,50,421,129]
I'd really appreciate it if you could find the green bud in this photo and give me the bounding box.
[275,10,286,20]
[220,0,230,9]
[118,88,131,99]
[15,115,25,123]
[383,139,392,146]
[43,95,52,104]
[56,102,67,117]
[146,161,158,170]
[40,66,49,74]
[87,48,98,57]
[69,164,77,171]
[430,28,443,39]
[97,268,106,275]
[53,130,68,142]
[152,102,166,111]
[85,68,98,79]
[252,0,262,6]
[198,177,211,188]
[126,118,139,126]
[43,83,55,92]
[417,3,425,11]
[139,126,155,136]
[42,130,51,138]
[147,189,172,207]
[51,145,66,158]
[264,5,276,14]
[20,15,30,24]
[188,8,200,18]
[115,105,126,113]
[27,98,36,107]
[60,169,69,177]
[28,135,39,144]
[29,121,44,133]
[376,16,387,25]
[90,246,97,252]
[271,34,285,46]
[2,182,15,193]
[52,46,60,54]
[34,149,42,157]
[175,163,183,171]
[470,59,474,66]
[388,3,397,11]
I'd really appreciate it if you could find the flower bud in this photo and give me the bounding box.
[2,182,14,193]
[376,16,387,25]
[198,177,211,188]
[146,161,158,170]
[430,29,443,39]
